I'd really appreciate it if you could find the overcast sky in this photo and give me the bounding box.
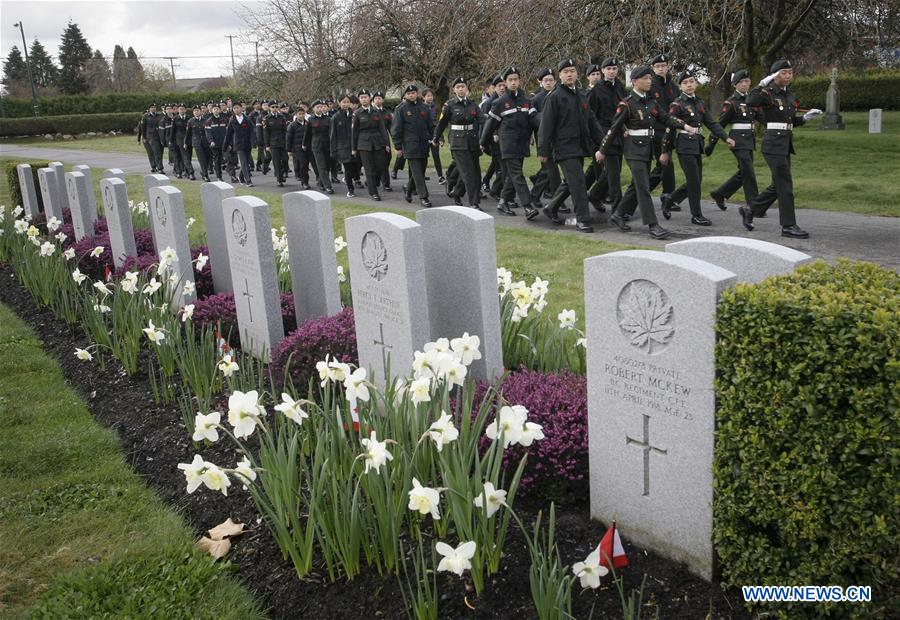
[1,0,262,79]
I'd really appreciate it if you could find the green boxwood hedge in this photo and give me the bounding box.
[0,113,141,137]
[714,259,899,618]
[5,160,51,211]
[0,89,246,118]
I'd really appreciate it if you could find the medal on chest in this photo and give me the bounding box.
[687,105,695,117]
[775,97,784,111]
[638,109,644,120]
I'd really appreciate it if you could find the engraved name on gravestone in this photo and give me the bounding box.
[201,181,236,293]
[100,177,137,269]
[585,250,736,580]
[417,206,503,380]
[72,165,98,213]
[49,162,70,212]
[283,191,341,323]
[144,174,171,252]
[16,164,40,218]
[666,236,811,284]
[37,168,64,221]
[346,213,430,385]
[148,185,196,308]
[65,171,97,241]
[223,196,285,360]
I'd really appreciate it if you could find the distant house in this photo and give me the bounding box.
[173,77,230,92]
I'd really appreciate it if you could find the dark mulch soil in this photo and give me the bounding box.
[0,263,752,619]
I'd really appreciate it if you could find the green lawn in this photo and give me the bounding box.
[3,110,897,216]
[0,303,264,619]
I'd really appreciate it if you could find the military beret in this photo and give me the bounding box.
[630,65,653,80]
[358,88,371,96]
[324,97,334,103]
[731,68,750,84]
[556,59,575,72]
[251,99,258,104]
[404,83,419,93]
[311,99,323,107]
[675,69,696,84]
[649,53,669,65]
[149,102,157,107]
[601,57,618,69]
[178,103,186,107]
[192,105,201,110]
[280,101,290,108]
[536,67,553,80]
[452,77,467,87]
[502,66,520,79]
[770,59,792,73]
[373,91,385,98]
[211,102,221,108]
[586,63,601,76]
[492,75,504,86]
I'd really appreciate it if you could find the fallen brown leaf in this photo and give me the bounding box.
[197,536,231,560]
[208,518,245,540]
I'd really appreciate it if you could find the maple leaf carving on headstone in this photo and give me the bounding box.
[618,281,674,354]
[362,231,388,281]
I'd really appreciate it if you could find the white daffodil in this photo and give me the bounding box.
[485,404,528,448]
[334,236,347,253]
[576,337,587,349]
[143,320,166,344]
[182,280,196,296]
[473,481,507,518]
[450,332,482,366]
[14,219,29,234]
[186,217,196,229]
[72,268,87,284]
[519,421,545,447]
[227,390,266,439]
[158,247,178,274]
[217,354,239,377]
[179,305,194,323]
[120,271,139,294]
[142,278,162,295]
[55,232,67,243]
[93,303,111,314]
[439,356,467,388]
[192,411,221,442]
[436,540,476,576]
[572,545,609,589]
[533,297,548,313]
[425,411,459,451]
[497,267,512,296]
[234,456,257,487]
[200,462,231,496]
[424,338,450,354]
[558,309,576,330]
[531,277,549,297]
[315,358,335,386]
[360,430,393,474]
[12,205,24,218]
[274,392,309,425]
[410,376,431,405]
[90,246,105,258]
[46,216,62,232]
[336,265,346,282]
[408,477,441,520]
[177,454,206,493]
[64,248,76,260]
[167,271,180,287]
[29,236,41,247]
[39,241,55,257]
[328,359,352,383]
[344,367,370,402]
[74,348,93,361]
[26,224,39,238]
[195,253,208,270]
[510,281,532,308]
[510,304,528,323]
[93,280,112,297]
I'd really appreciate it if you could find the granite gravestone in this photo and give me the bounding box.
[49,162,70,212]
[144,174,171,252]
[100,177,137,269]
[16,164,40,218]
[65,171,97,241]
[584,250,736,580]
[346,213,430,385]
[201,181,236,293]
[283,191,342,322]
[666,237,812,284]
[868,108,882,134]
[37,168,64,221]
[148,185,196,308]
[417,206,503,380]
[72,164,99,213]
[223,196,285,361]
[103,168,125,180]
[820,68,844,130]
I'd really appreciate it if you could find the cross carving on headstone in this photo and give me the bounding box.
[373,322,392,375]
[626,414,668,496]
[241,278,254,322]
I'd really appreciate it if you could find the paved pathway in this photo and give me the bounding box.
[3,143,898,269]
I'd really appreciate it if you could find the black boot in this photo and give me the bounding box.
[711,192,727,210]
[648,224,672,239]
[738,206,754,231]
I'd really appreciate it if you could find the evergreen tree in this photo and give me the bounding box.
[126,46,145,84]
[29,39,57,89]
[85,49,112,93]
[56,21,92,94]
[2,46,27,95]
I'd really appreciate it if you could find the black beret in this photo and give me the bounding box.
[731,69,750,84]
[586,63,601,75]
[650,53,669,65]
[404,83,419,93]
[492,74,504,86]
[485,77,495,86]
[192,105,201,110]
[251,99,258,104]
[372,91,385,98]
[265,99,275,105]
[675,69,696,84]
[325,97,334,103]
[536,67,553,80]
[601,57,618,69]
[211,102,221,108]
[451,77,467,87]
[770,59,792,73]
[358,88,371,96]
[177,102,186,107]
[556,58,575,72]
[502,66,520,79]
[149,102,157,107]
[280,101,290,108]
[630,65,653,80]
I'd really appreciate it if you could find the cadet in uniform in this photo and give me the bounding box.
[433,77,485,209]
[372,91,393,191]
[172,104,192,179]
[586,58,627,210]
[331,94,357,197]
[287,104,311,189]
[263,101,289,186]
[158,105,174,174]
[205,103,228,182]
[529,68,561,208]
[223,101,255,187]
[304,100,335,194]
[391,84,434,207]
[741,60,821,238]
[649,54,679,207]
[352,89,391,201]
[596,65,696,239]
[185,105,211,182]
[138,103,163,173]
[422,88,445,184]
[254,100,272,174]
[661,70,733,224]
[481,75,505,197]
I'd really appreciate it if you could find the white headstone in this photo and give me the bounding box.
[200,181,236,293]
[417,206,503,380]
[666,236,812,284]
[585,250,736,580]
[103,168,125,180]
[16,164,40,218]
[144,174,171,252]
[72,164,98,214]
[223,196,285,361]
[100,178,137,269]
[148,185,196,308]
[65,171,97,241]
[283,191,342,323]
[37,167,64,221]
[868,108,882,134]
[346,212,430,385]
[49,162,70,212]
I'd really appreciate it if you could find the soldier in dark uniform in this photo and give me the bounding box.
[158,105,174,174]
[480,75,505,198]
[706,69,761,211]
[287,104,311,189]
[741,60,822,238]
[138,103,163,173]
[661,70,733,224]
[223,101,255,187]
[537,59,604,232]
[649,54,679,208]
[596,65,696,239]
[352,89,390,201]
[263,101,289,186]
[391,84,434,208]
[581,63,604,210]
[481,67,540,216]
[172,104,192,179]
[586,58,628,211]
[372,91,393,191]
[529,68,561,208]
[433,77,484,209]
[304,100,334,194]
[422,88,445,184]
[185,105,211,182]
[331,94,357,197]
[204,103,228,181]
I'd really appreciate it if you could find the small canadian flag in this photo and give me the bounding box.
[598,520,629,569]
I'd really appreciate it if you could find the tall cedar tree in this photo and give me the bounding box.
[29,39,57,88]
[57,21,92,94]
[2,46,27,93]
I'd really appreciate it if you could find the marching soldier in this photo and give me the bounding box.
[204,103,228,182]
[422,88,445,184]
[304,100,335,194]
[529,68,561,209]
[585,63,602,89]
[741,60,822,238]
[223,101,255,187]
[481,75,505,197]
[331,94,357,197]
[286,104,311,189]
[587,58,628,211]
[372,91,393,191]
[661,70,733,224]
[352,89,391,201]
[158,104,174,173]
[185,105,211,182]
[596,65,696,240]
[582,62,604,208]
[392,83,434,207]
[263,101,289,186]
[537,59,604,232]
[172,104,193,179]
[138,103,163,173]
[649,54,679,208]
[433,77,485,209]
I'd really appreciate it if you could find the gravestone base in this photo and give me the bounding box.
[820,112,844,130]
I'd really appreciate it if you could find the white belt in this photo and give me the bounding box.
[500,107,535,116]
[450,124,474,131]
[679,128,703,136]
[732,123,752,130]
[767,122,792,131]
[626,128,654,136]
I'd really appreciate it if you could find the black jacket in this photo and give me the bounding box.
[709,91,762,152]
[481,90,539,159]
[479,95,501,156]
[433,97,483,151]
[172,114,189,146]
[391,99,434,159]
[138,111,161,143]
[599,92,685,162]
[286,119,307,153]
[650,73,679,132]
[352,106,390,151]
[665,94,729,155]
[330,109,355,162]
[263,112,288,148]
[224,114,255,151]
[748,84,807,156]
[204,114,228,148]
[588,79,627,154]
[537,84,602,161]
[304,114,332,152]
[185,116,208,148]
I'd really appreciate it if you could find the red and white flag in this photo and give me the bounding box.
[598,520,629,569]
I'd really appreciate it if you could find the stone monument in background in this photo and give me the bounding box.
[820,67,844,130]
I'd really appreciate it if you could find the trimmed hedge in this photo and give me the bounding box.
[0,89,246,118]
[0,113,141,138]
[714,259,899,618]
[5,160,51,211]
